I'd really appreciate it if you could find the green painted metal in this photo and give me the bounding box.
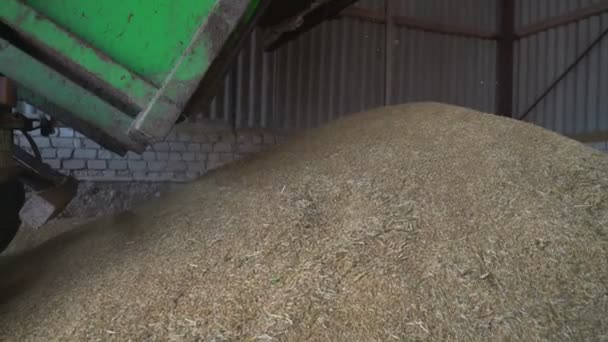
[0,0,264,152]
[23,0,216,84]
[129,0,265,143]
[1,0,161,109]
[0,38,144,152]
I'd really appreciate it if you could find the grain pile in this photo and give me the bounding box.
[1,103,607,341]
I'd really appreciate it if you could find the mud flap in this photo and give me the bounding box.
[13,146,78,229]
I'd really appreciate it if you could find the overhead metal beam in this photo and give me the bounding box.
[341,7,499,40]
[260,0,358,51]
[517,0,608,38]
[341,7,385,24]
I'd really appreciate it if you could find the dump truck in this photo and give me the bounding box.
[0,0,356,252]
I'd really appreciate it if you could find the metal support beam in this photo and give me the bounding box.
[260,0,358,51]
[384,0,395,105]
[516,0,608,38]
[341,7,499,40]
[496,0,515,117]
[341,7,385,23]
[519,26,608,121]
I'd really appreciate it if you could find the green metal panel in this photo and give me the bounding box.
[1,0,162,109]
[0,38,144,153]
[0,0,264,153]
[130,0,265,143]
[24,0,216,84]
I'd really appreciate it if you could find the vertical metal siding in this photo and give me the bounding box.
[203,29,276,129]
[390,0,498,113]
[273,16,385,130]
[202,15,386,131]
[200,0,606,139]
[514,0,608,137]
[390,29,497,113]
[200,0,500,131]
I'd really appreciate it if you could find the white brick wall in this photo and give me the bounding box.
[14,123,606,184]
[14,126,282,182]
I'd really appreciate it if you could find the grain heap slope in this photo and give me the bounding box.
[1,103,607,341]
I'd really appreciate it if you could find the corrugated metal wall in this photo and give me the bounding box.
[200,0,499,131]
[389,0,498,113]
[390,31,496,113]
[270,17,386,130]
[514,0,608,137]
[199,0,607,139]
[203,17,386,131]
[205,29,272,128]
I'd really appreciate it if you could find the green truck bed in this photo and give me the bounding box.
[1,0,265,154]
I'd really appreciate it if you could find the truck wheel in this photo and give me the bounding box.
[0,180,25,253]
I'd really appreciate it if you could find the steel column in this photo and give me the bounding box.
[496,0,515,117]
